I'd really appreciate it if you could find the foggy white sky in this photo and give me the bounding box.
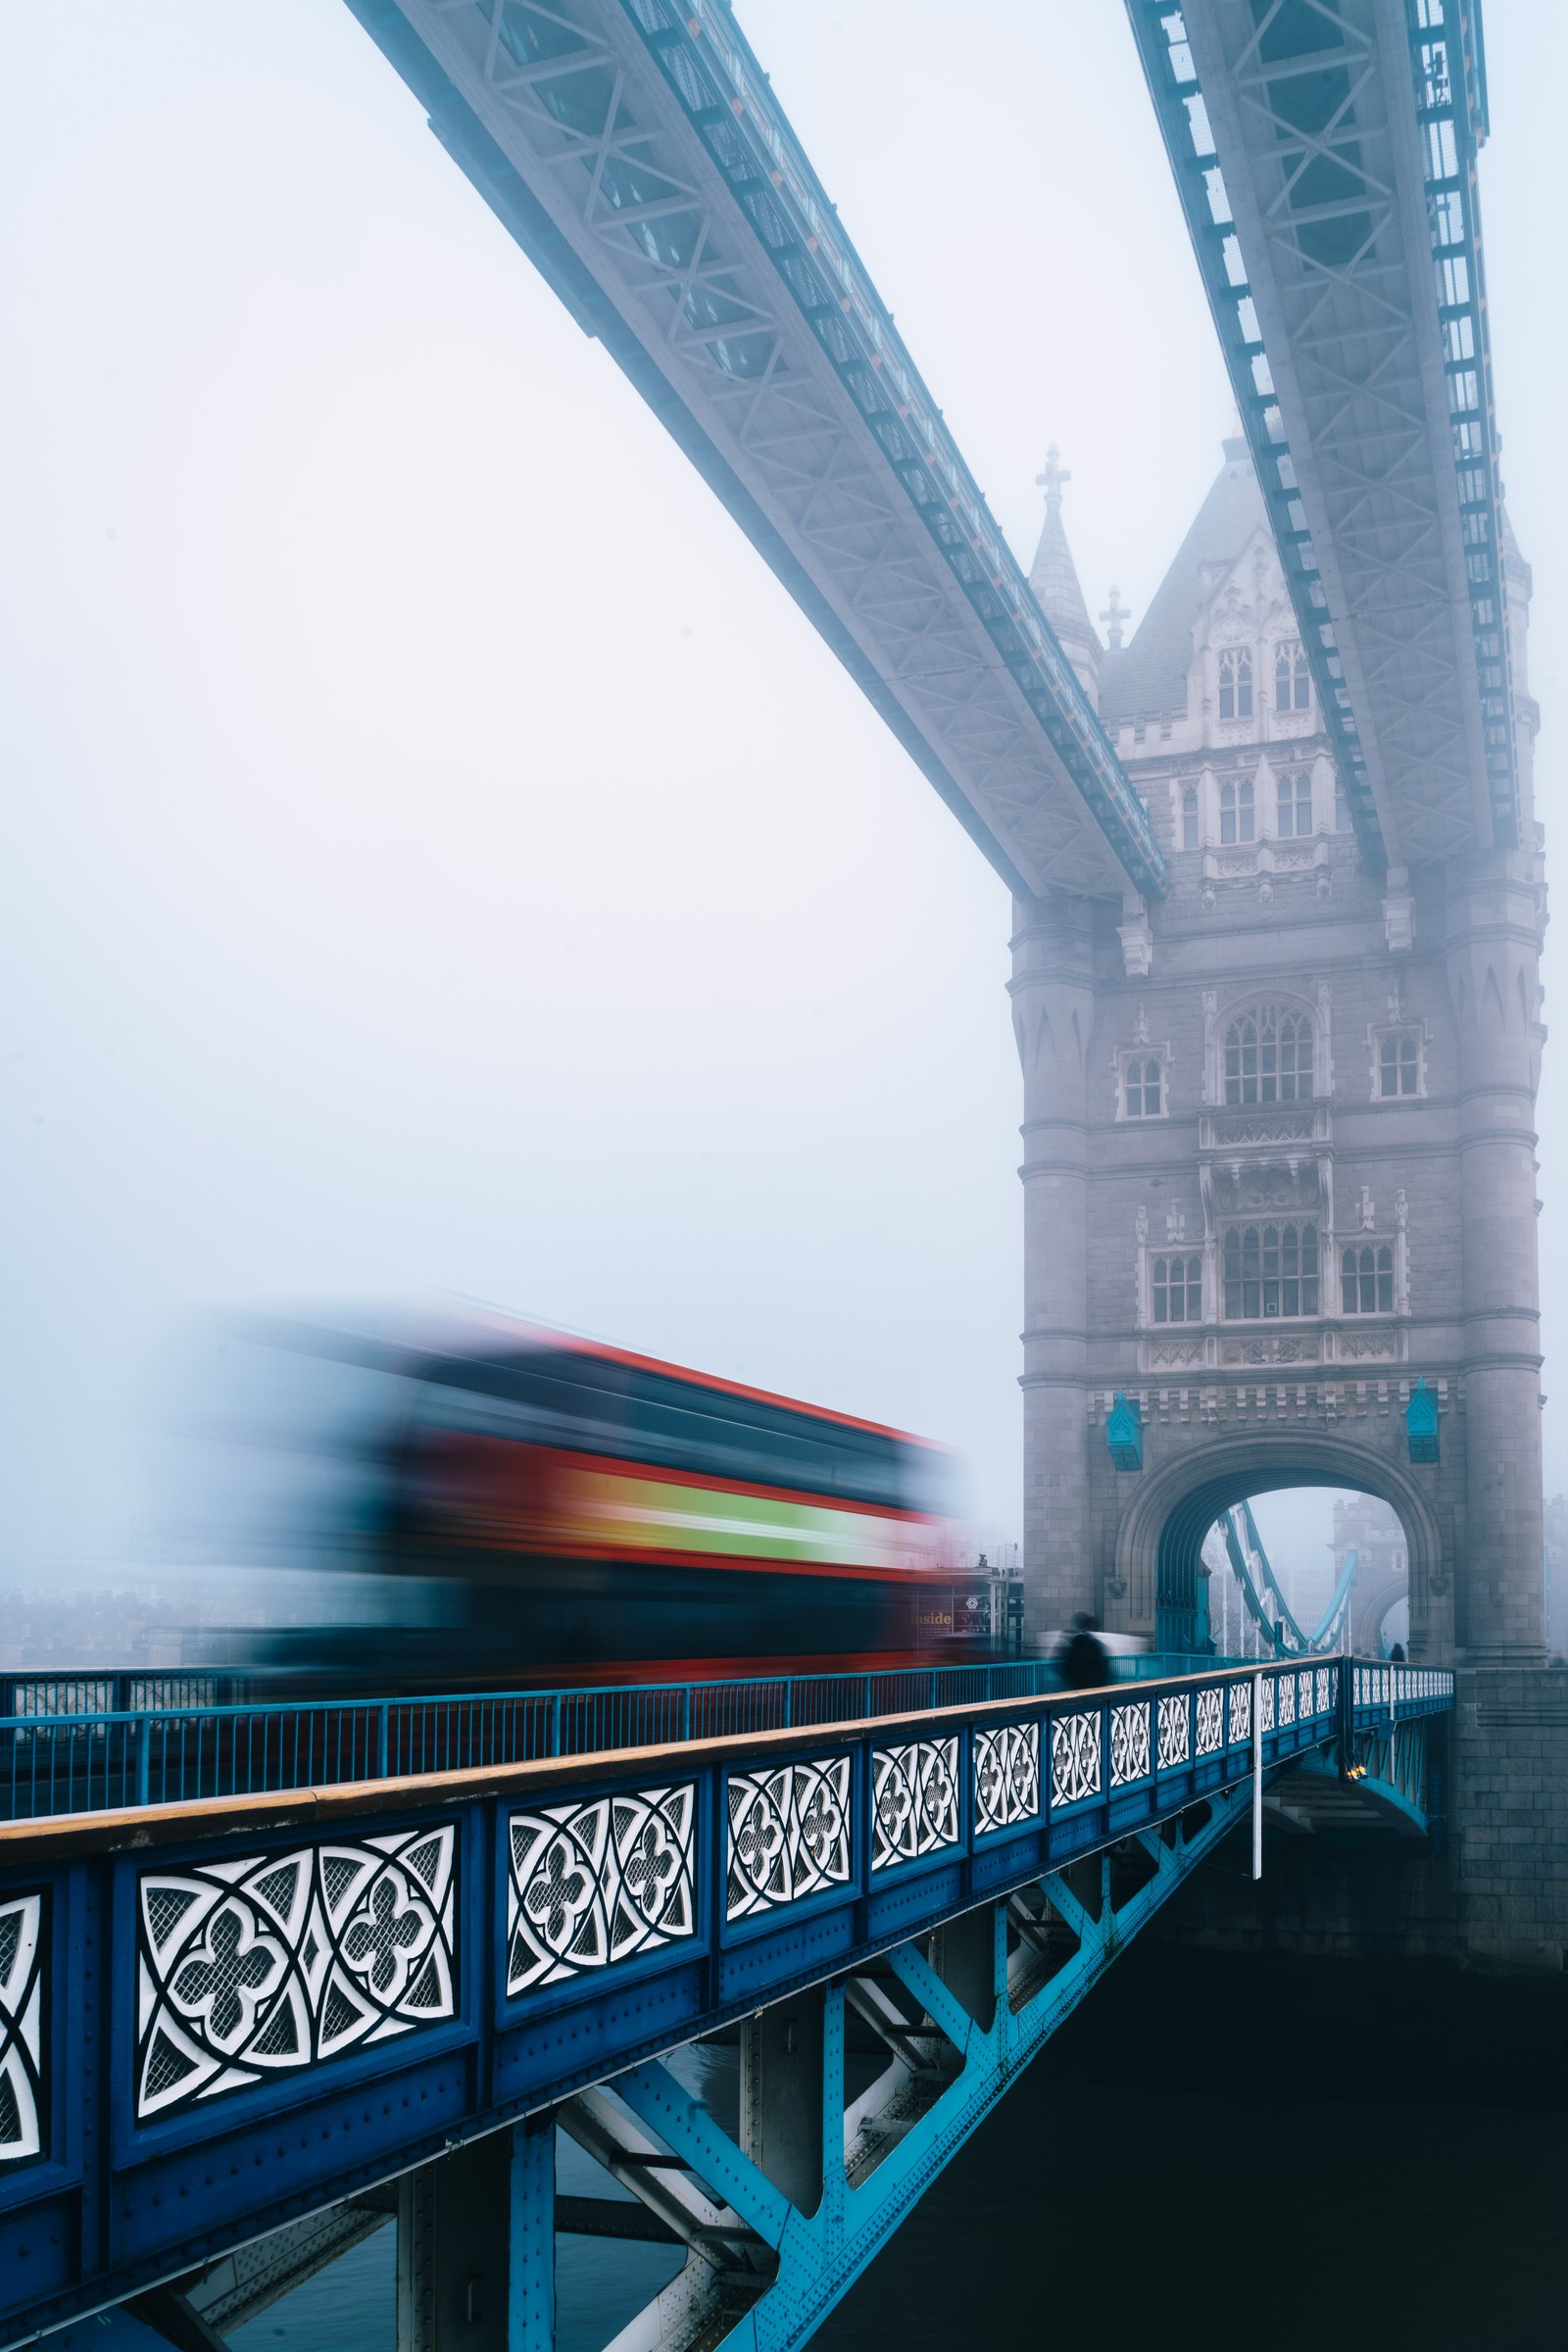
[2,3,1563,1582]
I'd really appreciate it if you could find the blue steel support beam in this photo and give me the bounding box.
[510,2118,556,2352]
[606,1785,1253,2351]
[1127,1,1518,869]
[338,0,1165,905]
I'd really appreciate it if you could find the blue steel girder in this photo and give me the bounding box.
[340,0,1166,904]
[1221,1501,1355,1654]
[1289,1714,1436,1835]
[1128,0,1518,872]
[599,1790,1252,2352]
[0,1660,1457,2345]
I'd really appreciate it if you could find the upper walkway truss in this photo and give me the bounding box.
[345,0,1166,902]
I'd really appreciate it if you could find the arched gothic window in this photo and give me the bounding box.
[1123,1057,1162,1118]
[1342,1245,1395,1314]
[1222,1223,1319,1319]
[1275,641,1310,711]
[1219,778,1254,845]
[1218,649,1253,721]
[1276,771,1313,837]
[1152,1254,1202,1324]
[1223,1004,1312,1104]
[1181,786,1199,849]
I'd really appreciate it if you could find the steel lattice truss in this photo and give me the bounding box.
[1130,0,1518,872]
[346,0,1166,901]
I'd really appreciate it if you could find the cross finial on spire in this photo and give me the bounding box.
[1036,444,1070,506]
[1101,584,1131,651]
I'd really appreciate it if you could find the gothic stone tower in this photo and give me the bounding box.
[1013,437,1545,1667]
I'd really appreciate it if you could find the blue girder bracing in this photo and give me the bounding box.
[0,1657,1450,2347]
[603,1795,1250,2350]
[1292,1659,1447,1838]
[1127,2,1519,871]
[1220,1500,1354,1654]
[338,0,1166,905]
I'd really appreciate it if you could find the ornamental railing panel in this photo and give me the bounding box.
[506,1785,696,1992]
[725,1757,852,1921]
[1048,1713,1100,1810]
[871,1737,959,1873]
[976,1721,1043,1832]
[1110,1701,1151,1787]
[134,1828,458,2124]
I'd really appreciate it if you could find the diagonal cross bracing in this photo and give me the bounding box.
[344,0,1166,901]
[1129,0,1519,873]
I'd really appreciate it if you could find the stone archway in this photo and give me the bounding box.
[1113,1429,1442,1653]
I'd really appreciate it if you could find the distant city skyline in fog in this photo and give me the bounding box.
[2,4,1564,1593]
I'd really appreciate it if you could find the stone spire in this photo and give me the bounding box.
[1029,446,1102,697]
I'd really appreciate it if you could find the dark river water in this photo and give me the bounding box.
[230,1942,1568,2352]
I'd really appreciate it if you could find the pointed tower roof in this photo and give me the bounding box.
[1028,447,1102,696]
[1099,435,1266,723]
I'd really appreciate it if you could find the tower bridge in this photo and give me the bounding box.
[335,0,1545,1676]
[1,0,1560,2343]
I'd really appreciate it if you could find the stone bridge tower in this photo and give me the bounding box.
[1012,436,1545,1667]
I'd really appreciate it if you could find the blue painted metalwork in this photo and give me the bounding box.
[608,1788,1252,2348]
[1220,1500,1353,1655]
[0,1658,1447,2345]
[510,2119,556,2348]
[0,1652,1205,1823]
[1105,1390,1145,1471]
[1349,1658,1450,1729]
[1406,1378,1441,1463]
[1296,1725,1435,1839]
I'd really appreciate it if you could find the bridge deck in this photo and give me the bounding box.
[0,1657,1447,2347]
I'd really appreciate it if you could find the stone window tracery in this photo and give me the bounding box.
[1218,649,1252,721]
[1222,1222,1320,1319]
[1223,1006,1311,1104]
[1152,1254,1202,1323]
[1219,778,1253,844]
[1275,771,1313,837]
[1341,1245,1395,1315]
[1275,641,1310,711]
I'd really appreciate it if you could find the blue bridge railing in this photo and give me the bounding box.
[0,1650,1452,2348]
[0,1653,1452,1822]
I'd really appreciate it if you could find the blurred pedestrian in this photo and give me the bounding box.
[1056,1611,1110,1690]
